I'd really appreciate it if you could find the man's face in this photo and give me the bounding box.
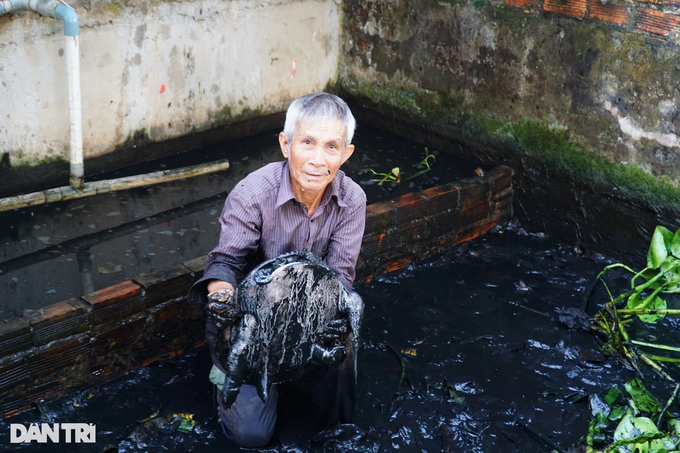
[279,118,355,200]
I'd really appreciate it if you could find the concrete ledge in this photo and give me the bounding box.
[0,166,513,418]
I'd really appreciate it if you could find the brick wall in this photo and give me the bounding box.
[0,166,513,418]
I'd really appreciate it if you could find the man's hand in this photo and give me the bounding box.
[316,317,349,345]
[206,280,239,325]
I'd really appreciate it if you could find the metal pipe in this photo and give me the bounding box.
[1,0,83,189]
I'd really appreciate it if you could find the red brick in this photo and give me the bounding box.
[636,8,680,35]
[425,209,462,239]
[460,199,492,227]
[134,264,195,307]
[589,0,628,24]
[389,192,430,223]
[421,182,459,215]
[26,335,90,382]
[183,256,206,280]
[82,280,144,325]
[543,0,587,18]
[25,299,89,346]
[0,355,28,395]
[457,179,492,210]
[0,318,32,357]
[454,218,500,245]
[0,381,62,418]
[487,166,514,196]
[365,201,396,235]
[506,0,535,7]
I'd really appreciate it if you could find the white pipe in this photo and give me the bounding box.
[1,0,83,189]
[65,34,83,188]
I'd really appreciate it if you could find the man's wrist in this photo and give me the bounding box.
[207,279,234,294]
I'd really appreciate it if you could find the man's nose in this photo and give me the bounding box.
[308,145,324,165]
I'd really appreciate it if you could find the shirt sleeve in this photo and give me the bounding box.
[325,193,366,289]
[187,190,262,305]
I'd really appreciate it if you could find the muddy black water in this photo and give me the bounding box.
[0,122,477,317]
[4,223,679,452]
[2,124,679,452]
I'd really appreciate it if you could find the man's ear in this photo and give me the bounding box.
[341,144,355,165]
[279,132,290,159]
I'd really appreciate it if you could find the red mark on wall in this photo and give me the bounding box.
[159,84,166,94]
[291,59,298,79]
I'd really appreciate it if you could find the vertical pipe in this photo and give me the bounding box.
[64,34,84,189]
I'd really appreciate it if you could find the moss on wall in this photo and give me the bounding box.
[341,74,680,211]
[341,0,680,213]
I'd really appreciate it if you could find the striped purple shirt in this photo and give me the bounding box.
[202,161,366,292]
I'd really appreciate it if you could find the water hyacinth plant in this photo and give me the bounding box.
[582,378,680,453]
[593,225,680,381]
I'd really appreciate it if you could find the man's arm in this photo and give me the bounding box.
[187,191,261,305]
[325,195,366,289]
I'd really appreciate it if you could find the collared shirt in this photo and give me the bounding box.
[201,161,366,292]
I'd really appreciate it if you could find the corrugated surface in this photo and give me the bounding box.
[543,0,587,18]
[589,0,628,24]
[636,8,680,34]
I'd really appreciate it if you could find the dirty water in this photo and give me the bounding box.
[4,223,677,452]
[0,123,478,316]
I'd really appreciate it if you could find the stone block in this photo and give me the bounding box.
[82,280,144,325]
[425,209,462,239]
[25,299,89,346]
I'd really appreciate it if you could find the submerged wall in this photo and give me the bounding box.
[339,0,680,262]
[0,0,340,186]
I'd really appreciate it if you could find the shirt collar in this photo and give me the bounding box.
[276,161,347,209]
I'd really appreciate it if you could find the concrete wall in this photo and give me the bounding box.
[338,0,680,262]
[0,0,340,167]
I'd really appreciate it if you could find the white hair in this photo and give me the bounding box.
[283,92,356,147]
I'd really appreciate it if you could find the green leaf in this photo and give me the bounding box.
[624,378,663,417]
[648,226,674,269]
[605,387,623,406]
[661,259,680,284]
[609,405,627,421]
[639,296,667,323]
[613,413,667,452]
[671,228,680,258]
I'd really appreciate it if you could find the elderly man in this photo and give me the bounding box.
[188,92,366,447]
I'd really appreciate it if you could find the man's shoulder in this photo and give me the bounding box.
[334,170,367,208]
[232,161,285,199]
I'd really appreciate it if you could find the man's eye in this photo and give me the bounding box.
[304,140,312,145]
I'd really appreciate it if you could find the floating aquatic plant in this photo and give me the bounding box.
[592,225,680,382]
[580,378,680,453]
[361,147,436,186]
[361,167,401,186]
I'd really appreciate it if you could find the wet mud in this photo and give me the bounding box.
[4,224,678,452]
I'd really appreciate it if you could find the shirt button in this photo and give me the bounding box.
[311,219,315,223]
